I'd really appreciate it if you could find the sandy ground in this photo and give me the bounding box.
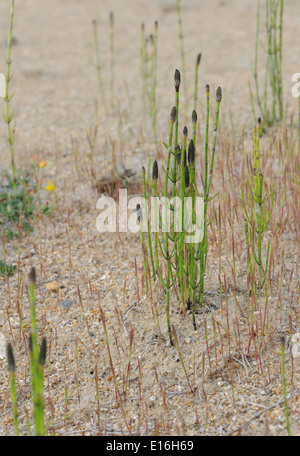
[0,0,299,436]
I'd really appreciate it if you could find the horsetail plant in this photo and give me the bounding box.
[28,267,46,435]
[194,53,202,113]
[152,21,159,149]
[140,68,223,339]
[3,0,17,193]
[92,19,107,113]
[137,203,148,296]
[142,166,156,282]
[6,342,19,435]
[249,0,285,127]
[176,0,188,114]
[280,335,291,436]
[6,268,47,435]
[241,118,274,295]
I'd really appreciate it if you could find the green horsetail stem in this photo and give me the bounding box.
[187,138,197,327]
[140,23,147,109]
[298,90,300,154]
[152,159,161,279]
[172,70,181,242]
[197,85,210,305]
[28,267,45,436]
[4,0,17,193]
[198,86,222,305]
[194,53,202,113]
[137,203,148,295]
[192,109,197,150]
[152,21,158,148]
[6,342,19,435]
[174,69,181,152]
[241,117,274,294]
[142,166,156,281]
[250,0,284,126]
[178,126,188,307]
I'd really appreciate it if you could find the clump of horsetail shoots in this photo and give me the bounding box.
[249,0,284,126]
[6,342,19,435]
[241,117,274,295]
[140,67,223,338]
[28,267,46,436]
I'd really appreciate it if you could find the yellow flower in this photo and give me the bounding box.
[39,159,47,169]
[45,180,55,192]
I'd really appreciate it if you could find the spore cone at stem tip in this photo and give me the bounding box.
[174,69,181,92]
[152,160,158,180]
[196,53,202,66]
[170,106,177,122]
[216,86,222,102]
[39,337,47,366]
[192,109,197,124]
[6,342,15,373]
[28,267,36,287]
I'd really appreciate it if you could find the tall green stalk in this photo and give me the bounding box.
[6,342,19,435]
[152,21,158,149]
[197,85,222,305]
[28,267,46,436]
[92,19,107,113]
[241,118,274,294]
[176,0,187,115]
[109,12,115,109]
[3,0,17,193]
[142,166,156,281]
